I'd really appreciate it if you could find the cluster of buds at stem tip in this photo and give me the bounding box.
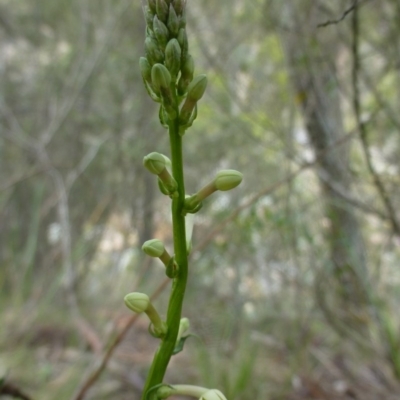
[140,0,206,129]
[124,292,168,338]
[142,239,178,278]
[143,152,178,196]
[156,385,228,400]
[184,170,243,214]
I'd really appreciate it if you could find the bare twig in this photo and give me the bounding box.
[317,1,358,28]
[314,167,388,220]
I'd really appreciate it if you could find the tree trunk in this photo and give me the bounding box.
[276,2,368,314]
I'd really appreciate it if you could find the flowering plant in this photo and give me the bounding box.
[124,1,242,398]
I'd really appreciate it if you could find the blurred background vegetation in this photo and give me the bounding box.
[1,0,400,399]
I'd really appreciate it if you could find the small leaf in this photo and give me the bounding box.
[172,334,199,355]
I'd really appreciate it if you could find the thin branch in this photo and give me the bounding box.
[314,167,388,220]
[351,3,400,235]
[317,1,358,28]
[0,166,45,192]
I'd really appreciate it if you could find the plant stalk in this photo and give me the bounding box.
[141,109,188,399]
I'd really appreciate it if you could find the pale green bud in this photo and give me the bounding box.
[172,0,185,15]
[142,239,165,257]
[179,7,186,28]
[177,54,194,95]
[144,239,172,268]
[151,63,171,93]
[143,152,166,175]
[184,170,242,212]
[156,0,169,22]
[177,28,189,61]
[139,57,152,84]
[161,153,172,169]
[153,15,169,49]
[145,36,164,65]
[181,54,194,78]
[179,98,196,125]
[200,390,228,400]
[214,170,243,191]
[124,292,150,313]
[144,6,154,30]
[144,152,177,193]
[179,73,203,122]
[187,74,207,102]
[165,39,181,79]
[167,4,179,37]
[177,317,190,340]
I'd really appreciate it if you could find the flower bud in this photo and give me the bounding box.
[145,36,164,65]
[179,98,196,125]
[143,152,166,175]
[144,6,154,30]
[153,15,169,49]
[165,39,181,79]
[178,54,194,95]
[200,389,228,400]
[179,7,186,29]
[124,292,150,313]
[181,53,194,77]
[177,317,190,341]
[143,239,173,269]
[156,0,169,22]
[167,4,179,37]
[177,28,189,61]
[172,0,185,15]
[125,293,167,338]
[187,74,207,102]
[139,57,152,84]
[142,239,165,257]
[214,170,243,191]
[151,63,171,93]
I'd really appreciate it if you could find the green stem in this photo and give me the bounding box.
[141,112,188,399]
